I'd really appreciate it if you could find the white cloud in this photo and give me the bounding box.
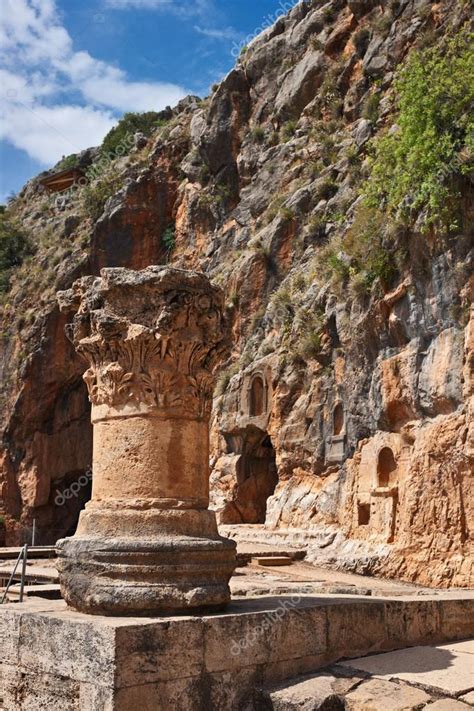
[0,0,189,166]
[0,104,116,164]
[63,51,187,113]
[104,0,214,19]
[105,0,174,8]
[81,76,188,113]
[194,25,241,42]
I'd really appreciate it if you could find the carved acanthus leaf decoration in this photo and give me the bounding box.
[58,266,230,418]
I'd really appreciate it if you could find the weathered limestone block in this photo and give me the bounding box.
[56,265,236,614]
[344,678,431,711]
[2,594,474,710]
[257,672,359,710]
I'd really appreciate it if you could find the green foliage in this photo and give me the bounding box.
[374,14,392,38]
[297,330,321,360]
[307,214,326,240]
[322,6,336,23]
[215,184,232,204]
[272,286,292,309]
[228,290,239,307]
[265,195,285,223]
[82,174,122,221]
[281,120,297,140]
[294,308,324,361]
[314,177,338,201]
[56,153,79,171]
[291,273,307,292]
[154,118,170,130]
[366,28,474,230]
[270,286,293,327]
[320,204,398,293]
[319,75,342,117]
[353,28,371,57]
[389,0,400,14]
[362,92,381,122]
[251,126,265,143]
[101,111,167,155]
[279,206,296,222]
[345,145,360,167]
[269,131,280,146]
[216,363,239,396]
[0,214,31,293]
[310,121,339,166]
[162,224,175,252]
[416,4,432,20]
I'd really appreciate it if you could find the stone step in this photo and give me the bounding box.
[5,583,62,601]
[0,567,58,585]
[235,542,306,566]
[251,556,293,566]
[0,546,56,560]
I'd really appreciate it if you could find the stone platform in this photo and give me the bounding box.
[1,592,473,710]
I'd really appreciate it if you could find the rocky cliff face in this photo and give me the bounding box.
[0,0,472,586]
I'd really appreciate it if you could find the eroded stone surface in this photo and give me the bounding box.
[344,679,431,710]
[56,266,236,614]
[341,645,474,696]
[258,672,359,710]
[426,701,472,710]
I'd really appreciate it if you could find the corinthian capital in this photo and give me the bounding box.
[57,266,230,421]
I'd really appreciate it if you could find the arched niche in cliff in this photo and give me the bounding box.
[249,375,265,417]
[333,402,344,436]
[377,447,398,488]
[325,401,346,464]
[219,428,278,525]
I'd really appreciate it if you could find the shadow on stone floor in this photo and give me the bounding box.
[338,645,457,675]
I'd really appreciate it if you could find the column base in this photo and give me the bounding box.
[56,534,236,616]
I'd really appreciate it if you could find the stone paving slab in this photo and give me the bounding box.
[344,678,431,710]
[427,700,472,710]
[340,644,474,696]
[438,640,474,655]
[259,671,359,710]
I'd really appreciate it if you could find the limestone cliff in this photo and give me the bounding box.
[0,0,472,587]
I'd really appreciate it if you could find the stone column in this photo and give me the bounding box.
[56,266,236,615]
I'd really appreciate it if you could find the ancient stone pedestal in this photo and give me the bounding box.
[56,266,236,615]
[1,594,473,710]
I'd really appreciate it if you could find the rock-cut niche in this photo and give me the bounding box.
[221,427,278,524]
[333,402,344,436]
[249,375,265,417]
[377,446,398,487]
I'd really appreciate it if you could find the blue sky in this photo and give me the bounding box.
[0,0,298,202]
